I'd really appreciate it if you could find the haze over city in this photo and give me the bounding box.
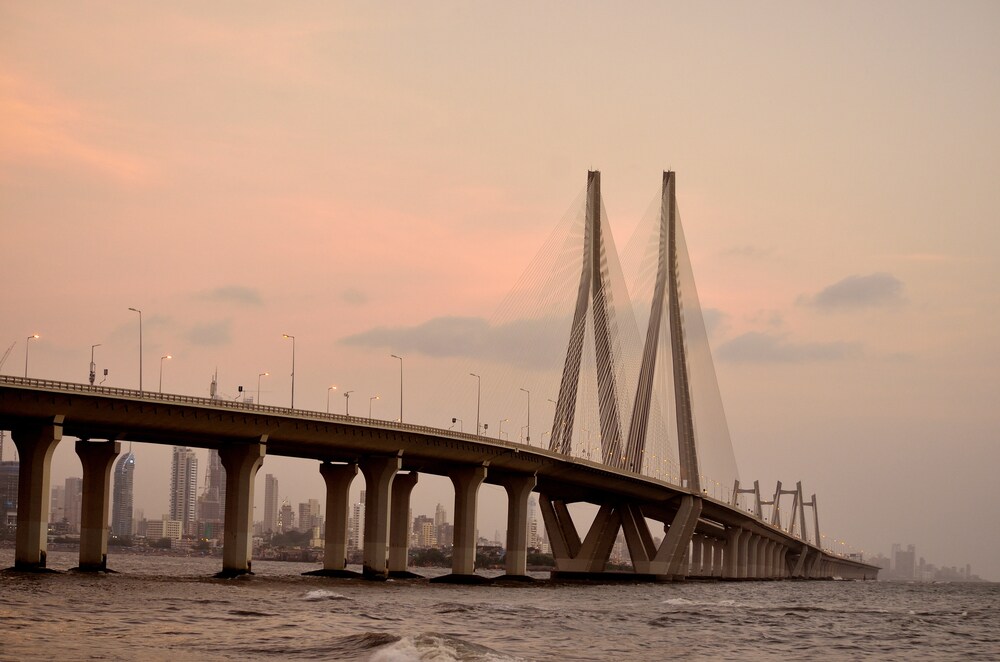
[2,1,998,582]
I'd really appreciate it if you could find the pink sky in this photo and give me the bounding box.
[2,2,999,579]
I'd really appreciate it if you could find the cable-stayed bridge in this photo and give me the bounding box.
[0,172,877,582]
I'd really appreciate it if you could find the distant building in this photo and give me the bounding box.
[169,447,198,536]
[298,499,321,534]
[64,477,83,534]
[349,490,366,550]
[278,502,295,533]
[412,515,437,548]
[197,449,226,538]
[263,474,279,534]
[146,516,183,541]
[0,460,18,527]
[111,449,136,537]
[50,484,65,526]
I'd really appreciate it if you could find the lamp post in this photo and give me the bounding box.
[282,334,295,408]
[257,372,269,404]
[327,385,337,413]
[128,307,142,393]
[469,373,481,435]
[89,343,101,386]
[390,354,403,422]
[498,418,508,440]
[159,354,172,393]
[519,387,530,444]
[344,390,354,415]
[450,417,463,432]
[369,394,380,419]
[24,334,39,377]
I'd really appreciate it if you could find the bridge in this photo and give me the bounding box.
[0,171,878,582]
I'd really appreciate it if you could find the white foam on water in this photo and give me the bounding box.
[369,633,522,662]
[302,589,347,601]
[662,597,695,606]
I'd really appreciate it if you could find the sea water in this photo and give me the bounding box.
[0,550,996,660]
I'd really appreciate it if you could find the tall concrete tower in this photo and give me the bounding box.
[263,473,279,534]
[169,447,198,536]
[111,449,136,536]
[197,449,226,538]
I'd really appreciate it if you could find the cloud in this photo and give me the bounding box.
[700,308,727,337]
[717,331,861,363]
[186,320,232,346]
[340,288,368,305]
[198,286,263,306]
[340,315,569,369]
[801,273,904,310]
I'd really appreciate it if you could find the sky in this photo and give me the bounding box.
[2,2,998,579]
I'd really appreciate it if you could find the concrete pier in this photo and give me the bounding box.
[313,462,358,576]
[218,439,266,577]
[11,416,63,571]
[388,471,419,578]
[360,455,400,580]
[74,439,121,571]
[497,473,537,579]
[432,464,487,583]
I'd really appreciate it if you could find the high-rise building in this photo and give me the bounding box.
[197,449,226,538]
[278,502,295,533]
[298,499,321,534]
[527,496,540,551]
[263,474,279,534]
[349,490,366,551]
[50,484,65,525]
[169,447,198,536]
[64,476,83,534]
[111,449,136,537]
[412,515,437,547]
[0,460,18,527]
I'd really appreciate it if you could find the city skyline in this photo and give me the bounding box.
[2,3,999,580]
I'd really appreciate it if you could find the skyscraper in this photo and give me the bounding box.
[263,473,279,534]
[169,447,198,536]
[111,449,136,537]
[64,476,83,534]
[197,449,226,538]
[0,460,18,527]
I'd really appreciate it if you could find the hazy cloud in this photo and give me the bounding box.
[340,288,369,305]
[801,273,904,310]
[717,331,861,363]
[701,308,727,337]
[198,286,263,306]
[341,315,569,369]
[186,320,232,346]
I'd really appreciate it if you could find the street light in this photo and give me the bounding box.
[369,394,380,419]
[470,373,481,435]
[128,307,142,392]
[344,390,354,415]
[89,343,101,386]
[257,372,269,404]
[450,417,463,432]
[327,385,337,413]
[519,387,530,444]
[282,334,295,408]
[159,354,172,393]
[390,354,403,422]
[498,418,509,440]
[24,334,39,377]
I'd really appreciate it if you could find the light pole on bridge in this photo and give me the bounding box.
[159,354,172,393]
[469,373,481,436]
[519,387,530,444]
[451,417,463,432]
[282,334,295,408]
[128,307,142,392]
[369,394,379,419]
[327,385,337,413]
[498,418,508,440]
[24,334,39,378]
[89,343,101,386]
[344,390,354,415]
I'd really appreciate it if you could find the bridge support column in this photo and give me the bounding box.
[737,529,751,578]
[11,416,63,571]
[762,540,774,578]
[74,439,121,572]
[653,496,702,578]
[497,473,537,579]
[218,439,266,577]
[747,534,759,579]
[724,528,742,579]
[544,498,621,576]
[311,462,357,576]
[691,535,704,577]
[712,538,724,577]
[433,465,488,582]
[389,471,419,578]
[360,455,401,580]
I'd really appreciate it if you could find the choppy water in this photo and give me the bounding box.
[1,550,997,661]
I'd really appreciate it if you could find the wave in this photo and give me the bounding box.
[369,633,525,662]
[303,589,352,602]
